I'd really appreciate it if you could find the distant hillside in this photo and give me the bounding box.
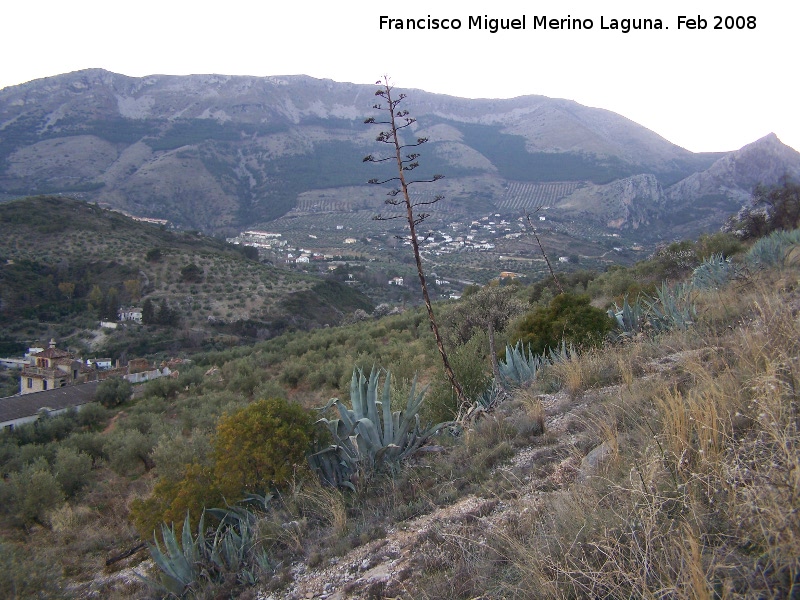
[2,70,798,239]
[0,196,373,351]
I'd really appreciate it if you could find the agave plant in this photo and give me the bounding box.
[692,253,735,289]
[140,513,205,597]
[205,495,273,583]
[643,281,696,332]
[310,367,449,487]
[746,228,800,270]
[608,295,647,337]
[498,341,549,388]
[139,496,274,596]
[547,339,577,364]
[476,379,506,409]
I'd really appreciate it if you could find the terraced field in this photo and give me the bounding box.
[496,181,582,211]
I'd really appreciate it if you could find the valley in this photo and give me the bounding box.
[1,70,799,599]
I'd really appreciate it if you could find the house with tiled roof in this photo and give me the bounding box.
[20,340,94,395]
[0,381,100,430]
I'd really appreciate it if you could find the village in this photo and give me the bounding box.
[226,213,529,264]
[223,211,608,291]
[0,338,180,430]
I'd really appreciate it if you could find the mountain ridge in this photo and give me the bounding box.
[1,69,798,239]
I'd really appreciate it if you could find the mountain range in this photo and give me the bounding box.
[1,69,799,240]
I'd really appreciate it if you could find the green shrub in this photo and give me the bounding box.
[94,377,133,408]
[131,462,221,540]
[9,410,80,446]
[511,293,615,355]
[53,447,93,498]
[727,180,800,238]
[252,380,288,401]
[64,432,109,466]
[146,247,163,262]
[106,428,155,475]
[152,430,213,483]
[145,376,181,400]
[75,402,110,428]
[279,362,308,388]
[695,231,744,260]
[176,366,206,391]
[214,398,315,498]
[180,263,204,283]
[2,458,65,527]
[427,333,493,423]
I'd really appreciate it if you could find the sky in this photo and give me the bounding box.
[2,0,797,154]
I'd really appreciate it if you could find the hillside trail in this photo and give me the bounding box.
[263,385,605,600]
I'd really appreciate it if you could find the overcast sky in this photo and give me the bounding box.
[2,0,796,154]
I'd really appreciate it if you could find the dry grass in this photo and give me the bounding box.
[548,348,621,397]
[411,266,800,599]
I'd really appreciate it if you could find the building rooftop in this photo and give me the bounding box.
[0,381,99,426]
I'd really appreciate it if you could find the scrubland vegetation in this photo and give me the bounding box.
[1,183,799,598]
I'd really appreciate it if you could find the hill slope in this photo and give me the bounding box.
[0,196,373,352]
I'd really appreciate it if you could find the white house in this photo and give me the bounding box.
[119,307,143,323]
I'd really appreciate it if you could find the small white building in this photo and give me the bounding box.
[119,307,143,323]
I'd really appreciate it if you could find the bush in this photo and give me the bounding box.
[145,375,181,400]
[131,463,221,539]
[75,402,110,428]
[9,410,80,446]
[64,432,109,466]
[511,293,615,355]
[106,428,155,475]
[180,263,204,283]
[0,542,66,598]
[53,447,93,498]
[94,377,133,408]
[1,458,65,527]
[427,333,492,423]
[145,247,162,262]
[151,430,213,483]
[695,232,743,260]
[726,179,800,238]
[213,398,315,498]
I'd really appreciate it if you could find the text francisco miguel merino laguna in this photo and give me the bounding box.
[379,15,670,34]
